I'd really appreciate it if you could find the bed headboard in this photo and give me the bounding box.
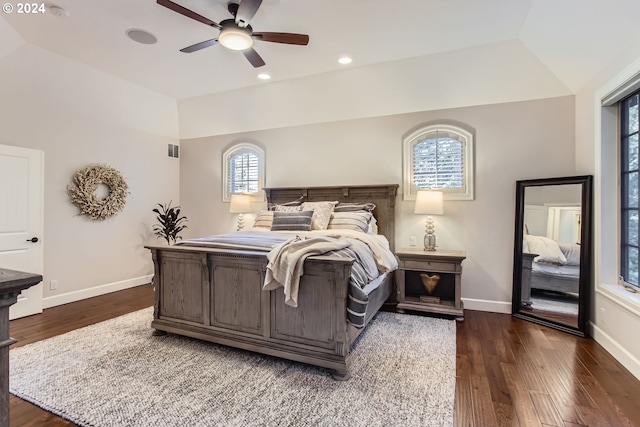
[264,184,399,251]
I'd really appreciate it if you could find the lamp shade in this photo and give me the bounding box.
[414,190,444,215]
[229,194,252,213]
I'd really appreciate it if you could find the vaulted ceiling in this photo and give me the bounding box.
[1,0,640,100]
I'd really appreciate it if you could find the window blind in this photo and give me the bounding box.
[229,151,259,194]
[412,136,464,189]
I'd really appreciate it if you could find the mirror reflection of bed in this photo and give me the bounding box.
[520,184,582,329]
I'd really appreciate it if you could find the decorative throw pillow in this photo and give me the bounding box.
[334,202,376,213]
[524,235,567,264]
[327,212,372,233]
[274,204,303,213]
[253,210,274,229]
[300,201,338,230]
[268,197,304,211]
[270,210,313,231]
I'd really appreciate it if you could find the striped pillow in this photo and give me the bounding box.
[274,205,303,213]
[268,197,304,211]
[253,210,274,229]
[270,210,314,231]
[327,212,372,233]
[334,202,376,213]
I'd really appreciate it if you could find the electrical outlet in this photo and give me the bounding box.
[50,280,58,290]
[600,307,606,324]
[410,236,416,247]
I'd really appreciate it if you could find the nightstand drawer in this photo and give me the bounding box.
[402,260,457,272]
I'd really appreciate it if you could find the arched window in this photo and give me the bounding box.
[403,124,474,200]
[222,143,265,202]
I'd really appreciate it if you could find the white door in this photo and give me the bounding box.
[0,144,44,319]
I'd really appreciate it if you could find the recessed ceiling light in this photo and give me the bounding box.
[257,73,271,80]
[338,56,352,65]
[126,29,158,45]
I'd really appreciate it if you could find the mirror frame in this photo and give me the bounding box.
[511,175,593,337]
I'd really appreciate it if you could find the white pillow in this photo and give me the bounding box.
[524,235,567,264]
[558,241,581,266]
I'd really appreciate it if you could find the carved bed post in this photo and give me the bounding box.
[149,248,167,336]
[332,259,353,381]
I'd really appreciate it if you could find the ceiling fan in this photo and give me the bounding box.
[157,0,310,68]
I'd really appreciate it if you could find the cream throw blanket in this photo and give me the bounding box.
[263,235,351,307]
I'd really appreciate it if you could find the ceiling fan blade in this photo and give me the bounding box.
[235,0,263,27]
[157,0,221,29]
[180,39,218,53]
[243,48,266,68]
[253,32,309,46]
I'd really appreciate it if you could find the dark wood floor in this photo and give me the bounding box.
[9,285,640,427]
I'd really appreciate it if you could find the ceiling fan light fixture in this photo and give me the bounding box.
[219,28,253,51]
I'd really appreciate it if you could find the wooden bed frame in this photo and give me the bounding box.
[520,252,579,307]
[145,184,398,380]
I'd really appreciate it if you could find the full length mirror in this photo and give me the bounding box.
[512,175,592,337]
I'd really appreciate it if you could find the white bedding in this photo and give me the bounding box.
[533,261,580,279]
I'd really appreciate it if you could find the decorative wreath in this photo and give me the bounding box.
[67,164,130,220]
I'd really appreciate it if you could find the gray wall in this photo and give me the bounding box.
[0,44,180,306]
[180,95,575,313]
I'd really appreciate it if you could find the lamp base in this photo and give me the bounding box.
[236,213,244,232]
[423,215,437,251]
[423,233,437,251]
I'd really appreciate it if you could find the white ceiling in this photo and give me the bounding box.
[2,0,640,100]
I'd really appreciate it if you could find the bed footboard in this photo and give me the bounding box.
[147,245,358,378]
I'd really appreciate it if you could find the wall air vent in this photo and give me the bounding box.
[168,144,179,158]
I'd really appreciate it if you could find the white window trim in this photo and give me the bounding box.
[595,56,640,308]
[403,124,475,201]
[222,142,265,202]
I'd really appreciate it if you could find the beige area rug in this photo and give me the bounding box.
[10,307,456,427]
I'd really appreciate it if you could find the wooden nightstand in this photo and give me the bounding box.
[395,249,466,321]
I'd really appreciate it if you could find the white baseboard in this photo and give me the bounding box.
[590,321,640,381]
[462,297,512,314]
[43,275,153,309]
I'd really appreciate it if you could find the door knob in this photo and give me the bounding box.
[26,237,39,243]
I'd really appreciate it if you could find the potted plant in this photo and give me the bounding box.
[152,201,188,245]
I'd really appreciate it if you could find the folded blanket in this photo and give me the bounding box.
[175,232,290,251]
[263,235,351,307]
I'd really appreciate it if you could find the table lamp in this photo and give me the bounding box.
[414,190,444,251]
[229,194,251,231]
